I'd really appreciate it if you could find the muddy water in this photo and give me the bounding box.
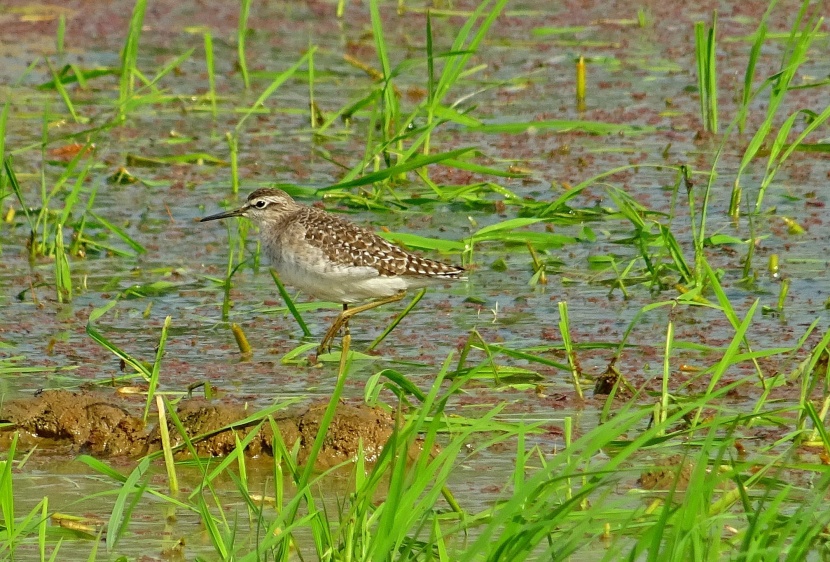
[1,0,829,558]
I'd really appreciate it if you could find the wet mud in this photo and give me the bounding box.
[637,454,694,491]
[0,390,417,469]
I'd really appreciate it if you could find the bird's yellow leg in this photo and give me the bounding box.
[317,292,407,354]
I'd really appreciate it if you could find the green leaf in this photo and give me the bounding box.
[106,457,149,551]
[705,233,745,246]
[377,232,464,252]
[472,218,544,237]
[121,281,180,299]
[87,211,146,255]
[319,147,477,192]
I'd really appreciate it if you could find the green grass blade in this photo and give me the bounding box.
[54,223,71,303]
[204,32,217,118]
[367,288,426,351]
[0,435,17,554]
[144,315,171,421]
[429,0,507,111]
[56,13,65,55]
[155,396,178,495]
[269,269,311,337]
[45,58,80,123]
[87,210,146,254]
[4,156,34,232]
[236,49,315,132]
[370,0,395,145]
[86,301,154,379]
[237,0,251,89]
[706,13,718,133]
[106,457,149,551]
[118,0,147,120]
[319,147,475,191]
[558,301,583,399]
[424,10,435,154]
[738,21,767,133]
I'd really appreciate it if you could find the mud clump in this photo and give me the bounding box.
[0,390,421,469]
[0,390,148,456]
[637,454,694,491]
[292,403,403,469]
[145,400,413,468]
[145,399,272,458]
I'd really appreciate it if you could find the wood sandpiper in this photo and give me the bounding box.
[201,188,465,354]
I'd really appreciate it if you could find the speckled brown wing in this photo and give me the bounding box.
[296,208,465,279]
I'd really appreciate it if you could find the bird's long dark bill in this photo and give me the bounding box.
[200,207,245,222]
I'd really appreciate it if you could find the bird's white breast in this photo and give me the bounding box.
[268,242,415,304]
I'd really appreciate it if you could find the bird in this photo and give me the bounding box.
[200,188,465,354]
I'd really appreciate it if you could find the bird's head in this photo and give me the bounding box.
[200,188,299,225]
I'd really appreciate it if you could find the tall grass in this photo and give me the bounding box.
[118,0,147,121]
[325,0,509,190]
[730,0,828,216]
[237,0,252,89]
[0,437,54,559]
[694,12,718,133]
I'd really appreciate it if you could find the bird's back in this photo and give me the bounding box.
[293,207,464,279]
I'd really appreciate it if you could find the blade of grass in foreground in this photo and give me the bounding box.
[270,269,311,337]
[0,435,17,555]
[37,66,119,90]
[456,380,741,560]
[269,336,356,559]
[0,437,53,556]
[367,288,426,351]
[691,298,759,427]
[363,353,482,557]
[155,395,178,495]
[143,315,171,422]
[106,457,149,551]
[4,156,34,234]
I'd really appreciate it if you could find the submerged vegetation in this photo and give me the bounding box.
[1,0,829,559]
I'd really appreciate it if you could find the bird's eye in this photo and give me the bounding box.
[254,200,267,209]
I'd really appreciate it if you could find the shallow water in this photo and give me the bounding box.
[1,0,829,558]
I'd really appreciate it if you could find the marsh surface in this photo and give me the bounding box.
[1,0,828,558]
